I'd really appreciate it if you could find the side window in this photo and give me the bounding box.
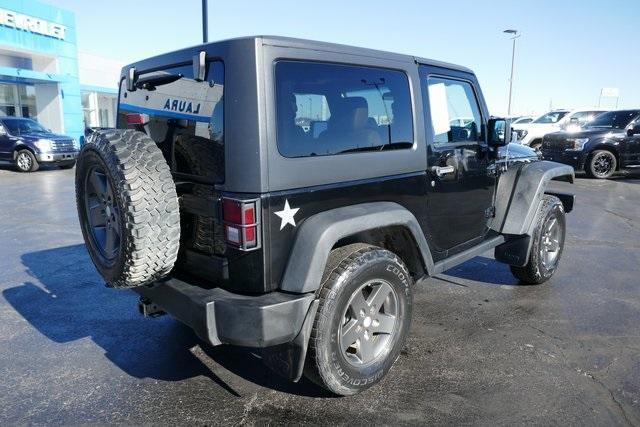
[427,77,482,144]
[568,111,591,125]
[583,111,603,124]
[275,61,413,158]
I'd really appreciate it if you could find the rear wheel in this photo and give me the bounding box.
[510,195,565,284]
[75,129,180,288]
[15,149,39,172]
[305,244,413,396]
[586,150,616,179]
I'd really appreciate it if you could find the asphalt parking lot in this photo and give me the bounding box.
[0,165,638,425]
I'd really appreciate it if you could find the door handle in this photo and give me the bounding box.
[431,165,455,177]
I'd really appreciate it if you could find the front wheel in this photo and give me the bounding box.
[304,244,413,396]
[510,195,566,284]
[586,150,616,179]
[15,150,39,172]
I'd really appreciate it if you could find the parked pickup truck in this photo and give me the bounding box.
[541,109,640,179]
[513,109,606,150]
[75,36,575,396]
[0,117,79,172]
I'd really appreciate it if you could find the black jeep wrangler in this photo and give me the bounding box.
[75,36,574,396]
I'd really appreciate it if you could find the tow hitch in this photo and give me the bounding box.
[138,297,165,317]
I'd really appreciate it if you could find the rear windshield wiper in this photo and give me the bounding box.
[135,73,183,91]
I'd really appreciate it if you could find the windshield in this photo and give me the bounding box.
[585,111,639,129]
[533,111,569,124]
[2,118,48,135]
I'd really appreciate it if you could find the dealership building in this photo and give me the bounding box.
[0,0,123,141]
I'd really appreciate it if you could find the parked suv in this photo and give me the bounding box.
[0,117,79,172]
[513,109,605,149]
[541,109,640,178]
[75,36,575,396]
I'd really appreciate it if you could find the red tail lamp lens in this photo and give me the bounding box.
[125,113,145,125]
[222,199,243,223]
[221,198,259,250]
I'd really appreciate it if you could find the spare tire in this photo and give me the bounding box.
[75,129,180,288]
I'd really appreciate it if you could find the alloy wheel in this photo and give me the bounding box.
[84,166,121,262]
[339,279,398,366]
[593,152,614,177]
[17,152,32,171]
[540,216,561,269]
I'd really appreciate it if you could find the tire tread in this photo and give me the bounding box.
[76,129,180,288]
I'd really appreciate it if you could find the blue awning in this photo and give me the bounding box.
[0,66,71,84]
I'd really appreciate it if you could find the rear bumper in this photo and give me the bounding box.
[541,150,586,170]
[35,152,78,163]
[134,278,316,348]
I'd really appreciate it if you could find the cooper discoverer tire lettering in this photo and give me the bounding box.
[75,129,180,288]
[304,243,413,396]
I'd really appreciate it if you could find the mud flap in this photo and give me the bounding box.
[260,299,319,382]
[494,235,532,267]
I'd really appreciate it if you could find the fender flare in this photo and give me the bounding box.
[12,145,35,160]
[279,202,434,294]
[490,160,574,236]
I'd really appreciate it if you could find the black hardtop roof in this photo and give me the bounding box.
[122,35,474,76]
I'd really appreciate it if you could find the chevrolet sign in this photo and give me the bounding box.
[0,8,66,40]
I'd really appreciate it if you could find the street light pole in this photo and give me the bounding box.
[202,0,209,43]
[503,29,520,116]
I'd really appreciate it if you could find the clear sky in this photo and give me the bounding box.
[49,0,639,116]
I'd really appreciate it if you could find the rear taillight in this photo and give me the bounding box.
[125,113,146,125]
[222,197,260,250]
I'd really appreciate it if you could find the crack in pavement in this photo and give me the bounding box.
[590,375,635,426]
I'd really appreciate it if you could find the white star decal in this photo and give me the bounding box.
[274,199,300,230]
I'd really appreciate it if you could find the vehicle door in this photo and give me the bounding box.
[625,116,640,165]
[0,122,12,160]
[419,66,495,254]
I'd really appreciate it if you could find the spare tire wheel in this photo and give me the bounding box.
[75,129,180,288]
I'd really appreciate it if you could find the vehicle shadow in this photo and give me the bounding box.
[574,170,640,182]
[0,162,63,172]
[441,256,520,286]
[2,244,326,398]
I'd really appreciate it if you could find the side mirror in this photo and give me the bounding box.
[569,117,579,124]
[487,118,510,147]
[627,124,640,137]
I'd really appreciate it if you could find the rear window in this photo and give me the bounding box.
[118,61,224,183]
[275,61,413,158]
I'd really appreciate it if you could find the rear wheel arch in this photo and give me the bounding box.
[333,225,425,280]
[279,202,434,294]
